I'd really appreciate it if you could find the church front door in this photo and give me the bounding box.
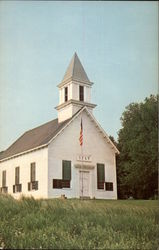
[79,171,90,198]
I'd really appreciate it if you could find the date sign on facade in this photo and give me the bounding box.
[76,154,92,162]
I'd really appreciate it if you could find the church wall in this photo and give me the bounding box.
[0,147,48,199]
[58,103,83,123]
[72,82,79,100]
[59,89,63,104]
[69,83,73,99]
[58,104,73,122]
[48,110,117,199]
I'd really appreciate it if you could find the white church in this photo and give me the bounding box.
[0,53,119,199]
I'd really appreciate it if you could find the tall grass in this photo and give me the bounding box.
[0,194,158,249]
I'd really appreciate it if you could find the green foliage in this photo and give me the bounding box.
[0,195,159,249]
[117,95,158,199]
[109,136,118,147]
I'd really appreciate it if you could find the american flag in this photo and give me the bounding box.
[79,118,83,146]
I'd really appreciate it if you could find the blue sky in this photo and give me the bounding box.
[0,1,158,151]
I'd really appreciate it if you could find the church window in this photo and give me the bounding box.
[31,163,36,182]
[53,179,62,189]
[28,162,38,191]
[0,170,8,194]
[62,160,71,188]
[2,170,6,187]
[15,167,20,185]
[105,182,113,191]
[64,87,68,102]
[79,86,84,101]
[13,167,22,193]
[97,163,105,189]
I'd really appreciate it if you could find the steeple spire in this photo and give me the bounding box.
[58,53,93,87]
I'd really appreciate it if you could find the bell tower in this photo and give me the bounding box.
[55,53,96,123]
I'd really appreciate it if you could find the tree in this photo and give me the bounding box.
[117,95,158,199]
[109,135,117,147]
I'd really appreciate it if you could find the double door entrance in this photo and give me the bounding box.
[79,171,90,198]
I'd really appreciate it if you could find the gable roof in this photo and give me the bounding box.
[58,53,93,86]
[0,117,71,162]
[0,107,119,162]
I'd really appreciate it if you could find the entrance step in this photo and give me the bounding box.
[80,196,91,200]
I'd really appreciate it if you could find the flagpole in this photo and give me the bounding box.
[79,117,84,198]
[81,142,83,198]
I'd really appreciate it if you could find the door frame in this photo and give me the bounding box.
[79,170,90,198]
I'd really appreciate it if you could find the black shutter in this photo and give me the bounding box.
[62,160,71,180]
[31,163,36,182]
[79,86,84,101]
[105,182,113,191]
[2,170,6,187]
[65,87,68,102]
[28,182,31,191]
[35,181,38,190]
[13,185,15,193]
[53,179,62,189]
[62,180,70,188]
[97,164,105,189]
[110,183,113,191]
[15,167,20,185]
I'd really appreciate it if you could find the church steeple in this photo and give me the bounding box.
[61,52,91,85]
[56,53,96,123]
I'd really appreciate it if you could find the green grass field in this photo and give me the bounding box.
[0,194,158,249]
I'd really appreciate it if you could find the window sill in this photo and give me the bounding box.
[96,189,113,192]
[13,184,22,193]
[0,187,8,193]
[28,189,38,192]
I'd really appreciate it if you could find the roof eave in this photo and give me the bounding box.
[55,100,97,111]
[57,78,94,88]
[0,144,48,163]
